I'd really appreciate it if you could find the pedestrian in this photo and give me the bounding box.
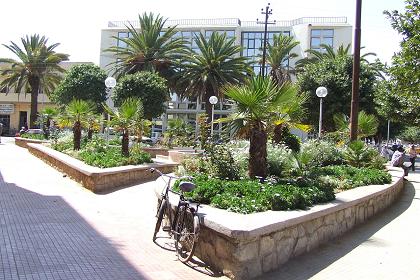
[409,145,417,171]
[391,145,409,176]
[0,122,3,143]
[380,145,390,160]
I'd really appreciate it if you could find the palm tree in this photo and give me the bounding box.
[63,99,94,150]
[105,12,187,81]
[0,34,69,128]
[265,33,300,86]
[296,43,377,70]
[37,107,59,138]
[103,98,143,157]
[222,76,297,178]
[176,32,253,121]
[333,111,379,140]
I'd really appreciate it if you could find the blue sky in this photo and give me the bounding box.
[0,0,406,65]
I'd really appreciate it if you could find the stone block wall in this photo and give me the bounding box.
[27,143,178,193]
[15,137,48,149]
[191,170,404,279]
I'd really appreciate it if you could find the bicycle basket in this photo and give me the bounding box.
[179,181,196,192]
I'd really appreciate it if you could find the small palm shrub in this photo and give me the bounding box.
[344,140,386,169]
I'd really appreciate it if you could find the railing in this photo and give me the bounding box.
[108,17,347,29]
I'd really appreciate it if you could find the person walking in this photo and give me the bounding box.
[409,145,417,171]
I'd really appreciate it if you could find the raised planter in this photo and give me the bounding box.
[168,149,202,163]
[155,167,404,279]
[141,147,169,158]
[15,137,49,149]
[27,143,178,193]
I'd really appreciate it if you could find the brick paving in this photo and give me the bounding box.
[0,138,226,280]
[1,137,420,280]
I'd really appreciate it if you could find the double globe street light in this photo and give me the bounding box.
[315,86,328,139]
[104,77,117,143]
[209,96,218,138]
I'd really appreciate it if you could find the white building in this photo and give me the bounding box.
[99,17,352,138]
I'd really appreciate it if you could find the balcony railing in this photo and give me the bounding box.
[107,16,347,29]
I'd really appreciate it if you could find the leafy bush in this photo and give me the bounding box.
[204,143,240,180]
[398,126,420,143]
[299,139,345,168]
[267,144,294,177]
[20,133,46,140]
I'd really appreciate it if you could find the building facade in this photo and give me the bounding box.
[99,17,352,138]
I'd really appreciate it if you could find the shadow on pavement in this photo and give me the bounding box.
[258,181,415,280]
[0,170,147,280]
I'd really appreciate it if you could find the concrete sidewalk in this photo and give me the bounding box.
[0,138,226,280]
[258,163,420,279]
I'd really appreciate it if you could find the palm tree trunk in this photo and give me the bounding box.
[204,85,215,124]
[249,124,267,178]
[29,77,40,128]
[122,130,130,157]
[273,124,283,144]
[87,128,93,140]
[73,121,81,150]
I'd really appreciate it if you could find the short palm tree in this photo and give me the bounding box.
[63,99,94,150]
[105,12,187,80]
[223,76,297,178]
[0,34,69,128]
[265,33,300,86]
[176,32,253,121]
[37,107,59,138]
[104,98,143,157]
[333,111,379,140]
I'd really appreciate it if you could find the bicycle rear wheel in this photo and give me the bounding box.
[153,199,167,242]
[174,205,200,263]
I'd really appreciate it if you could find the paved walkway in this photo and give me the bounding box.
[0,138,226,280]
[1,137,419,280]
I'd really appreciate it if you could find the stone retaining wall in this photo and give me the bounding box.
[15,137,48,149]
[27,143,178,193]
[156,168,404,279]
[142,147,169,158]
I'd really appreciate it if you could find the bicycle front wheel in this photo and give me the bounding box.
[174,205,200,263]
[153,199,167,242]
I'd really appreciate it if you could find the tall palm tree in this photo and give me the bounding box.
[265,33,300,86]
[103,98,143,157]
[105,12,187,81]
[223,76,297,178]
[176,32,253,120]
[63,99,94,150]
[0,34,69,128]
[296,43,377,70]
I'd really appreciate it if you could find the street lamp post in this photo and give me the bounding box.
[209,96,218,138]
[104,77,117,143]
[257,3,276,78]
[316,87,328,139]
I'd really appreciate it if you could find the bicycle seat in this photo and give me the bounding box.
[179,181,196,192]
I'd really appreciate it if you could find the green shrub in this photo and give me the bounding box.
[20,133,46,140]
[267,144,294,177]
[344,140,386,169]
[204,143,240,180]
[299,139,345,168]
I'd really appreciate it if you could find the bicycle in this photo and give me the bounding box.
[150,168,200,263]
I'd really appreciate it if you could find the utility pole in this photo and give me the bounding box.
[350,0,362,141]
[257,3,276,78]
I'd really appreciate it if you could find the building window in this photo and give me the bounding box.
[241,31,290,75]
[204,30,235,39]
[310,29,334,52]
[117,32,133,48]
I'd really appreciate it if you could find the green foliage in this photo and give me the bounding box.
[297,56,378,131]
[197,113,210,149]
[384,0,420,125]
[276,126,301,152]
[309,165,391,190]
[343,140,386,169]
[20,133,46,140]
[398,126,420,143]
[112,72,168,120]
[50,64,107,112]
[162,118,195,148]
[267,144,294,177]
[298,139,345,169]
[175,175,334,214]
[204,143,240,180]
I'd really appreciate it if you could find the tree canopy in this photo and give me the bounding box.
[51,64,107,112]
[384,0,420,125]
[297,56,378,132]
[112,71,168,120]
